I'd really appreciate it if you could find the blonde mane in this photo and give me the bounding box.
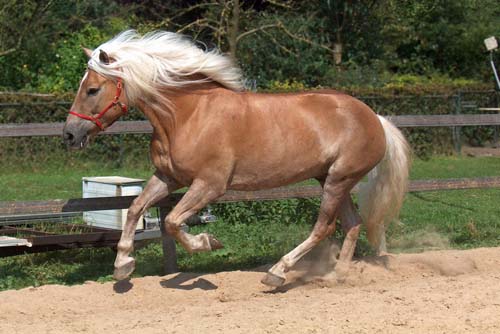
[87,30,244,105]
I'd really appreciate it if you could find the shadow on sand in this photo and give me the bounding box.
[113,279,134,294]
[160,272,218,291]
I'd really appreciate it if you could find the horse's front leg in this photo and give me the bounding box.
[113,172,180,280]
[164,179,226,253]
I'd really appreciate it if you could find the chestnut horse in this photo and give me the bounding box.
[63,31,410,287]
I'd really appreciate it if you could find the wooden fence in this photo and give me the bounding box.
[2,177,500,272]
[2,114,500,137]
[1,112,500,273]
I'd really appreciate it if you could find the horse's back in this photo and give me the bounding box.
[213,89,386,189]
[239,89,385,158]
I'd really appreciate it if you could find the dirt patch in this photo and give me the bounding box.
[462,145,500,157]
[389,229,451,253]
[1,247,500,334]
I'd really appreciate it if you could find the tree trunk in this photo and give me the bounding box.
[228,0,240,60]
[333,30,343,65]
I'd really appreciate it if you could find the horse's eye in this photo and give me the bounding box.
[87,88,100,96]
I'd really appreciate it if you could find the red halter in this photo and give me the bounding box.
[69,78,128,130]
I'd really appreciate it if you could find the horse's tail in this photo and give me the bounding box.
[357,115,411,252]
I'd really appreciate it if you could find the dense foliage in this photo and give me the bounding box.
[0,0,499,92]
[0,1,499,160]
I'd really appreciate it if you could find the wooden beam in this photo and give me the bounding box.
[2,114,500,138]
[386,114,500,127]
[0,121,152,137]
[159,206,178,275]
[2,176,500,259]
[0,226,55,236]
[1,177,500,216]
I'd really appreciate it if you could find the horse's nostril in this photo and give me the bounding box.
[63,131,75,145]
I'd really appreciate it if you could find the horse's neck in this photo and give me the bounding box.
[136,83,225,140]
[136,99,175,148]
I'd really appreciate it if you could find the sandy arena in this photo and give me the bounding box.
[1,247,500,334]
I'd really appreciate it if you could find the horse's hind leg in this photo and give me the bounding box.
[262,173,359,287]
[335,196,362,283]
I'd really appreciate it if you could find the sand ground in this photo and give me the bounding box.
[1,247,500,334]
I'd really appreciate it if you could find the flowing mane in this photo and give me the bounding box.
[87,30,244,105]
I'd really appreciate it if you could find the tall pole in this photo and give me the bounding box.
[490,52,500,91]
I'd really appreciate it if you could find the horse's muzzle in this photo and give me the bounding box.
[62,123,89,149]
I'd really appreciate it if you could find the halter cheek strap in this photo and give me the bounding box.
[69,78,128,131]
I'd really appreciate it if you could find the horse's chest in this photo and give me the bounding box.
[149,139,195,185]
[150,139,173,172]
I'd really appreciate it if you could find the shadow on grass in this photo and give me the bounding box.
[409,192,475,211]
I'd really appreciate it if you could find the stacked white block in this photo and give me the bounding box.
[82,176,145,230]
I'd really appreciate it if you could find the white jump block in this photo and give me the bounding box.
[82,176,145,230]
[0,236,32,247]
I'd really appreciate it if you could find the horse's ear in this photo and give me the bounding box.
[82,47,93,59]
[99,49,110,65]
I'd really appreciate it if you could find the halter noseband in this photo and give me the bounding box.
[69,78,128,130]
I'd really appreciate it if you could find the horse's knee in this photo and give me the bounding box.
[165,222,179,235]
[164,215,182,235]
[117,239,133,253]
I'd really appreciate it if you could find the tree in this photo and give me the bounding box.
[320,0,380,64]
[145,1,333,61]
[0,0,122,90]
[379,0,500,77]
[0,1,54,57]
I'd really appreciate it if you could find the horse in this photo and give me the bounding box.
[63,30,410,287]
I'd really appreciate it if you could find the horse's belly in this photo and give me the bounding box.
[227,112,338,190]
[228,152,330,190]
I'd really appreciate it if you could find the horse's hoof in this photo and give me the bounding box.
[113,258,136,281]
[335,261,349,283]
[261,272,286,287]
[336,274,346,284]
[207,234,224,250]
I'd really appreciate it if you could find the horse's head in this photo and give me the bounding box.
[63,48,128,149]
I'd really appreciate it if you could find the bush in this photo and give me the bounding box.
[35,20,128,93]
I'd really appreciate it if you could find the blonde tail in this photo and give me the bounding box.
[358,116,411,253]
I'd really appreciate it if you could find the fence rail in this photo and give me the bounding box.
[2,177,500,216]
[1,176,500,264]
[0,121,152,137]
[1,113,500,138]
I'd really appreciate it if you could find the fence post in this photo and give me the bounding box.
[452,92,462,155]
[118,134,125,168]
[159,205,178,275]
[494,91,500,147]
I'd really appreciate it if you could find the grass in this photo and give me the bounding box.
[1,155,500,290]
[0,161,154,201]
[394,189,500,250]
[1,155,500,201]
[410,156,500,179]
